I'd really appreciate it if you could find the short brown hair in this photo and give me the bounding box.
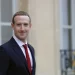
[12,11,31,24]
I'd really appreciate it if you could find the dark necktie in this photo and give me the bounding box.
[23,44,32,74]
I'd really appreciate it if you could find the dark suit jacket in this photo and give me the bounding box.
[0,37,36,75]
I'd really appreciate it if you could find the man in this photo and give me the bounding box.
[0,11,36,75]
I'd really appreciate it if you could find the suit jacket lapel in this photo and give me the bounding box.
[9,37,29,69]
[9,37,35,74]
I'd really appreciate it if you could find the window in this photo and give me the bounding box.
[60,0,75,75]
[60,0,72,50]
[0,0,18,45]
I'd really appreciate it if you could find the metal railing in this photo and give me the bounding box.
[60,50,75,75]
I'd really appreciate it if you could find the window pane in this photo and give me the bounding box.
[62,0,68,25]
[63,29,72,50]
[61,0,71,25]
[1,0,12,22]
[1,25,12,44]
[63,29,69,49]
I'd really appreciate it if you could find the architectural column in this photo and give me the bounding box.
[28,0,61,75]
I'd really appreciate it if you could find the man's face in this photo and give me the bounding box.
[12,15,31,42]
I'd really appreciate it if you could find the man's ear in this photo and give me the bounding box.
[30,23,32,28]
[11,23,14,28]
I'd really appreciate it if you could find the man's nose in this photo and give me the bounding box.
[21,25,24,30]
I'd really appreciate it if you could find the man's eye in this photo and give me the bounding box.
[24,23,28,26]
[17,24,21,26]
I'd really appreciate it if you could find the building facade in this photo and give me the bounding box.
[0,0,61,75]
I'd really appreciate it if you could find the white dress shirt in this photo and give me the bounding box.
[13,34,33,68]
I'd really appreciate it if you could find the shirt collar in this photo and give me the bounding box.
[13,34,27,47]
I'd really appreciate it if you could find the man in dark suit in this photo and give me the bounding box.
[0,11,36,75]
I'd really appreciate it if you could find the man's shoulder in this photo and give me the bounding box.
[28,43,35,54]
[0,37,13,49]
[28,44,34,49]
[1,37,15,47]
[0,41,10,50]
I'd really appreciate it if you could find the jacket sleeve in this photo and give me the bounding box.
[0,46,9,75]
